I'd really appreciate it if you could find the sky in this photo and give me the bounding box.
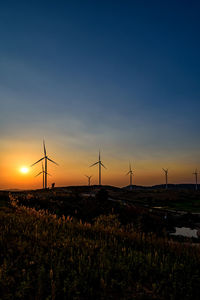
[0,0,200,189]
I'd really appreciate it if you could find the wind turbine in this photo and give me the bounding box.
[162,168,168,189]
[31,140,58,189]
[90,150,106,186]
[35,163,51,189]
[85,175,92,186]
[193,169,198,191]
[126,163,134,190]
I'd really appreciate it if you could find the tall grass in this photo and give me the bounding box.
[0,195,199,299]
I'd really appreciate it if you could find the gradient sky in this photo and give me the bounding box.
[1,1,200,189]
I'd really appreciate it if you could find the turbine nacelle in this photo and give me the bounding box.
[126,163,134,176]
[162,168,168,174]
[35,171,51,177]
[85,175,92,179]
[126,170,133,176]
[90,161,106,169]
[193,169,198,175]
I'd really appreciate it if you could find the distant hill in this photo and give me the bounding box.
[1,183,199,193]
[0,188,21,192]
[123,184,199,190]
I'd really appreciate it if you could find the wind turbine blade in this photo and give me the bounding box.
[43,140,46,156]
[31,157,45,167]
[42,162,44,172]
[100,162,107,169]
[43,171,51,176]
[126,171,130,176]
[47,157,59,166]
[35,172,42,177]
[90,161,99,167]
[99,150,101,161]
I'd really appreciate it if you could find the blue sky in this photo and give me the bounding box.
[1,1,200,187]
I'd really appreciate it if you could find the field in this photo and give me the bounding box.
[0,188,200,299]
[119,188,200,213]
[4,187,200,230]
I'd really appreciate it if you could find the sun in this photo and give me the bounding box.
[20,167,29,174]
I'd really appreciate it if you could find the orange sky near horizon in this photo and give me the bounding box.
[0,139,198,190]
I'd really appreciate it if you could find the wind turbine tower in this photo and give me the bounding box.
[126,163,134,190]
[31,140,58,189]
[90,151,106,186]
[35,163,51,189]
[162,168,168,190]
[85,175,92,186]
[193,169,198,191]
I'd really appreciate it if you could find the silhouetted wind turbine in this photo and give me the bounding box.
[85,175,92,186]
[126,163,133,190]
[31,140,58,189]
[35,163,51,189]
[90,150,106,186]
[193,169,198,191]
[162,168,168,189]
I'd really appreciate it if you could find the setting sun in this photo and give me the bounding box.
[20,167,29,174]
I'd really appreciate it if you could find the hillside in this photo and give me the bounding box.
[0,204,200,299]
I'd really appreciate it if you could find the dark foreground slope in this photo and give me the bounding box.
[5,186,200,233]
[0,205,200,300]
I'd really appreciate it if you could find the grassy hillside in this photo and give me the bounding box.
[4,188,200,232]
[2,186,200,213]
[0,201,200,299]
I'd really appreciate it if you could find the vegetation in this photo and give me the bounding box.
[0,193,199,299]
[3,190,172,235]
[113,189,200,213]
